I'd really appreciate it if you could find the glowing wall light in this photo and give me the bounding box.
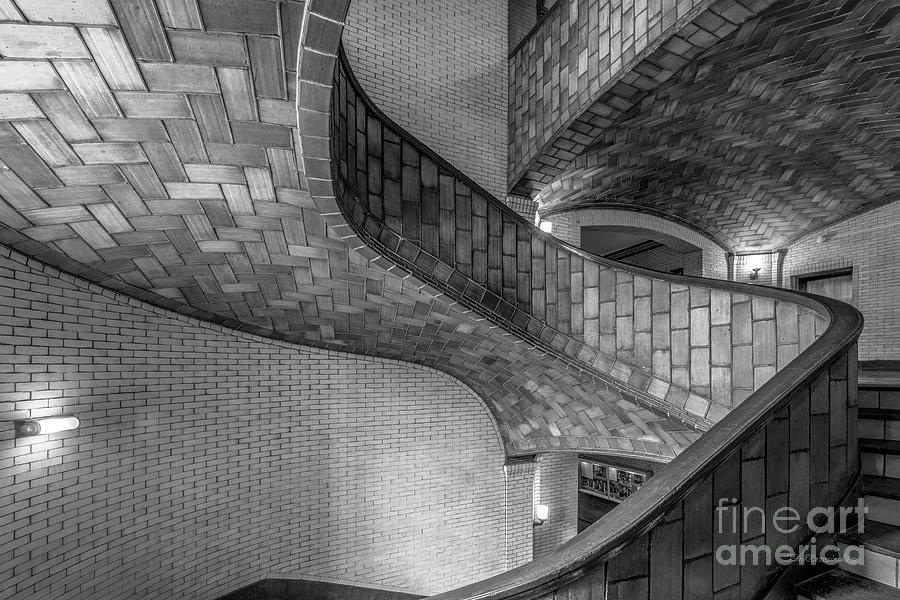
[534,504,550,526]
[744,254,766,280]
[539,221,553,233]
[15,416,80,438]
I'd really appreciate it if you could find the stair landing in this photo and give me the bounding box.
[797,569,900,600]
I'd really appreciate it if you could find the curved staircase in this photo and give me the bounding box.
[0,0,873,598]
[297,2,865,600]
[794,368,900,598]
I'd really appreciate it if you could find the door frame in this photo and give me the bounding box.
[792,267,854,304]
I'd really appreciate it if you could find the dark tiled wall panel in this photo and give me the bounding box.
[218,578,424,600]
[567,350,859,600]
[333,59,827,424]
[0,246,514,599]
[506,0,771,196]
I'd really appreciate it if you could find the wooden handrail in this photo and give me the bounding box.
[297,4,865,596]
[329,44,864,600]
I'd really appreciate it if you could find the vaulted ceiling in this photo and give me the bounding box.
[535,0,900,251]
[0,0,701,457]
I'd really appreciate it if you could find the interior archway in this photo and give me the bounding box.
[543,209,729,279]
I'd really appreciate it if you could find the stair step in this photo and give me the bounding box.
[861,409,900,422]
[861,439,900,455]
[797,569,900,599]
[858,364,900,389]
[859,370,900,390]
[866,477,900,501]
[839,521,900,560]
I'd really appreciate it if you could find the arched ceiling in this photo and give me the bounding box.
[536,0,900,251]
[0,0,699,457]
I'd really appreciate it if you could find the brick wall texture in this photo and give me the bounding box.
[617,245,702,277]
[343,0,509,200]
[508,0,712,185]
[784,202,900,361]
[0,245,524,599]
[509,0,537,52]
[533,452,578,558]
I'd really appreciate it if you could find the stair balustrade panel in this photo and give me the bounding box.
[331,49,827,428]
[297,3,865,598]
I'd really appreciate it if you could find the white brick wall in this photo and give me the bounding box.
[783,202,900,361]
[614,245,702,276]
[533,452,578,558]
[0,245,526,599]
[343,0,509,200]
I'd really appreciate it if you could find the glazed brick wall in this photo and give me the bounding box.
[343,0,509,200]
[734,253,778,288]
[533,452,578,558]
[617,245,702,277]
[784,202,900,361]
[509,0,537,52]
[0,245,521,599]
[506,195,540,221]
[530,209,827,415]
[508,0,711,183]
[503,459,537,569]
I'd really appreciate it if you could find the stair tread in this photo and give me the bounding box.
[838,520,900,558]
[860,409,900,421]
[860,439,900,454]
[796,569,900,599]
[865,476,900,501]
[859,370,900,389]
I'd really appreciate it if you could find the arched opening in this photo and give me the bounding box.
[581,225,704,276]
[542,209,730,279]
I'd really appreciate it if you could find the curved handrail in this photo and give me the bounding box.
[331,45,842,429]
[338,50,703,287]
[333,47,831,321]
[330,50,864,595]
[426,298,862,600]
[298,5,863,597]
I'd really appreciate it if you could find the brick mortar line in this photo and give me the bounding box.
[0,239,507,454]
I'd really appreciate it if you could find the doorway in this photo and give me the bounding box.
[797,268,854,305]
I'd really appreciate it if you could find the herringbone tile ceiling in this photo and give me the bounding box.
[536,0,900,251]
[0,0,701,457]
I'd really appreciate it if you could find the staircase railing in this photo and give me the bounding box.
[330,47,832,429]
[297,3,864,597]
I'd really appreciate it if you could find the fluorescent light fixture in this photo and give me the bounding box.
[534,504,550,525]
[15,416,80,437]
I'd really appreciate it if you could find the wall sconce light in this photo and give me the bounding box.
[15,416,80,438]
[539,221,553,233]
[534,504,550,526]
[744,254,766,281]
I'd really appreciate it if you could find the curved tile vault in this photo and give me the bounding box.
[534,0,900,251]
[0,0,702,457]
[297,4,829,446]
[507,0,779,196]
